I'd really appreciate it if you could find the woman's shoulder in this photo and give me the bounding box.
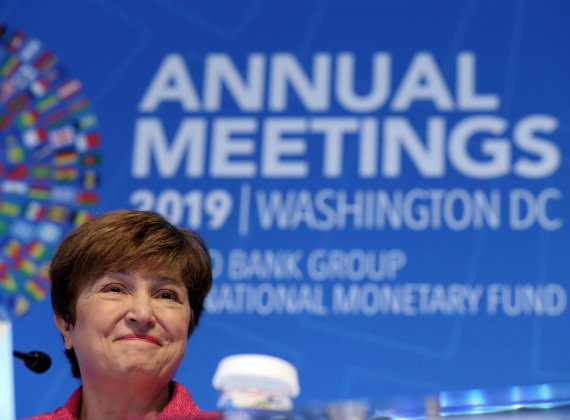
[21,383,222,420]
[159,382,202,418]
[19,387,81,420]
[19,406,73,420]
[160,382,222,419]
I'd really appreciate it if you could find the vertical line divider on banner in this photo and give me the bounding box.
[239,183,252,237]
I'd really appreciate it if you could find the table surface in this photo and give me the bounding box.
[259,382,570,419]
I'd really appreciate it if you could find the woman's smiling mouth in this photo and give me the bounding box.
[117,334,161,346]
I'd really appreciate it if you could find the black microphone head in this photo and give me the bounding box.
[25,351,52,374]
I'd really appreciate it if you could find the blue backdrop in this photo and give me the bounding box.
[1,0,569,417]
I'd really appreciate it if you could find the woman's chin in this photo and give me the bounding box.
[99,357,163,379]
[108,364,167,384]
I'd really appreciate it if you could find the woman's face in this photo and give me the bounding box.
[56,268,191,383]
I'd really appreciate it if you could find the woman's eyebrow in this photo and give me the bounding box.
[106,271,129,280]
[156,275,186,288]
[94,271,185,288]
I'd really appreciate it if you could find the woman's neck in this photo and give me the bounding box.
[79,375,172,420]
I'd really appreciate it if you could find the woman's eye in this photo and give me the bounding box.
[102,284,124,293]
[158,290,178,300]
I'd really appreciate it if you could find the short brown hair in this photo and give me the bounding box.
[50,209,213,377]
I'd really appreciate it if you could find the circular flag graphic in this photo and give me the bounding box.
[0,23,101,317]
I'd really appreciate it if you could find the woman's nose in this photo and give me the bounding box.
[126,294,156,327]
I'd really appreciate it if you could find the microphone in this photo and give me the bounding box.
[13,350,52,373]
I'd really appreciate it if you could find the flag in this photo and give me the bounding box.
[24,279,47,301]
[47,204,72,224]
[10,294,30,316]
[3,239,22,257]
[37,262,49,281]
[80,170,98,188]
[6,164,27,179]
[57,78,81,99]
[76,191,98,206]
[50,186,76,203]
[0,200,21,217]
[28,78,49,97]
[30,164,51,178]
[73,210,92,226]
[7,92,28,113]
[7,143,25,164]
[53,149,77,166]
[54,167,78,181]
[28,184,50,200]
[45,108,67,128]
[0,113,11,129]
[16,258,36,277]
[31,143,52,162]
[74,114,97,130]
[15,109,39,128]
[77,132,101,151]
[33,50,57,72]
[9,219,35,242]
[10,63,38,90]
[36,93,58,111]
[81,152,101,167]
[37,222,63,244]
[0,80,16,102]
[0,272,17,293]
[48,125,75,149]
[1,55,20,77]
[19,38,42,62]
[2,180,27,195]
[6,31,26,52]
[27,240,47,260]
[69,98,89,115]
[23,127,48,148]
[24,201,46,221]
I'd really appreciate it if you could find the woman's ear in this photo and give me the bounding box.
[54,313,74,350]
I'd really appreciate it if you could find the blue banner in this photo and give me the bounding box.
[1,0,569,417]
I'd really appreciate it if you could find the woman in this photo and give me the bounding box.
[27,209,216,419]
